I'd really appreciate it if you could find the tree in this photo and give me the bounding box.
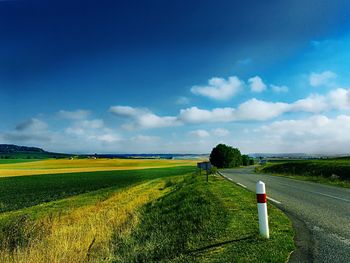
[242,155,250,166]
[209,144,242,168]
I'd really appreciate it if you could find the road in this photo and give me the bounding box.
[220,167,350,263]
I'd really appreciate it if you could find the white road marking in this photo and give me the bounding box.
[220,172,282,204]
[267,197,282,204]
[313,192,350,203]
[237,183,247,188]
[278,182,350,203]
[219,173,248,189]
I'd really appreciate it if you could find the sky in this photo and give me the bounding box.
[1,0,350,154]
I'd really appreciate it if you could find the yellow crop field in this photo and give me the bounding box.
[0,158,198,177]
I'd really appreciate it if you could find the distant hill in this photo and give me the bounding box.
[0,144,71,159]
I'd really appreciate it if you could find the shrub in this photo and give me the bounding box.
[209,144,242,168]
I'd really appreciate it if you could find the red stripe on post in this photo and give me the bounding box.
[257,193,267,203]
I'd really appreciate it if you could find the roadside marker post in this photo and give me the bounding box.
[256,181,269,239]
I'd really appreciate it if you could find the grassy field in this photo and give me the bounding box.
[0,152,70,160]
[0,159,294,262]
[0,159,42,164]
[258,160,350,188]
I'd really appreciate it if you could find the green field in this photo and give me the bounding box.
[0,159,42,164]
[0,152,70,160]
[259,159,350,188]
[0,159,294,262]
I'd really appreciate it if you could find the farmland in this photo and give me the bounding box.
[0,159,294,262]
[258,159,350,188]
[0,158,197,177]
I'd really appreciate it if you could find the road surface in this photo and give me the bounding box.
[220,167,350,263]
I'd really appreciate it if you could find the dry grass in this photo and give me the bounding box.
[0,178,173,263]
[0,158,197,177]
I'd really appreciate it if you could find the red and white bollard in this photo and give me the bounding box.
[256,181,269,238]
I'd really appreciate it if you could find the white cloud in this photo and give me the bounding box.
[291,94,328,113]
[236,99,290,120]
[3,118,53,145]
[257,115,350,154]
[109,106,143,117]
[248,76,266,93]
[309,70,337,87]
[291,88,350,112]
[188,128,229,140]
[178,101,292,124]
[97,134,120,143]
[110,105,180,129]
[179,107,236,123]
[65,119,121,143]
[328,88,350,110]
[189,129,210,138]
[109,88,350,130]
[190,76,243,100]
[270,84,288,93]
[211,128,230,137]
[58,109,90,120]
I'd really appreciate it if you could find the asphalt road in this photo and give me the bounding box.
[220,167,350,263]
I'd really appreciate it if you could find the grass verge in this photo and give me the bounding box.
[111,174,294,262]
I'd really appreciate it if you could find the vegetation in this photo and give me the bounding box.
[0,166,194,213]
[0,144,71,159]
[258,160,350,188]
[0,159,41,164]
[209,144,254,168]
[0,159,294,262]
[0,176,174,262]
[112,174,294,262]
[210,144,242,168]
[0,158,197,177]
[242,154,254,166]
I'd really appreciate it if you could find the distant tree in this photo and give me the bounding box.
[210,144,242,168]
[249,158,255,165]
[242,155,250,166]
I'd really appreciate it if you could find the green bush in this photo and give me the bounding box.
[209,144,242,168]
[261,160,350,181]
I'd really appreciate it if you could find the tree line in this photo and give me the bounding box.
[209,144,254,168]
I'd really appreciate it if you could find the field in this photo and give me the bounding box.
[0,159,294,262]
[0,158,197,177]
[259,159,350,188]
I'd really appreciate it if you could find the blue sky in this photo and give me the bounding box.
[1,0,350,154]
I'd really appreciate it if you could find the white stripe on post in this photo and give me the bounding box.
[256,181,269,238]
